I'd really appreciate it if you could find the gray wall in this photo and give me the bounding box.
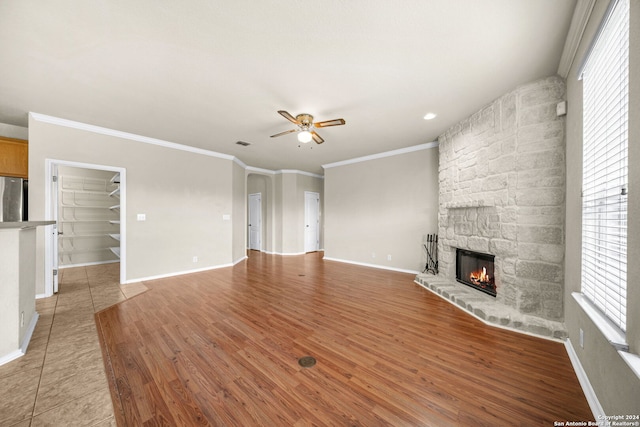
[272,172,324,255]
[564,0,640,415]
[232,161,247,263]
[247,173,273,252]
[29,116,241,291]
[324,147,439,272]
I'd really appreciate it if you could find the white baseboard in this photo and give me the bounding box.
[0,312,40,367]
[233,255,248,265]
[124,262,235,284]
[0,349,24,366]
[262,250,325,256]
[20,312,39,354]
[323,257,419,274]
[564,338,605,420]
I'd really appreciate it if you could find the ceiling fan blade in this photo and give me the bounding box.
[270,128,297,138]
[278,110,300,125]
[311,131,324,144]
[314,118,345,128]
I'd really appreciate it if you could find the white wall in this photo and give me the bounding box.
[564,0,640,415]
[324,145,439,272]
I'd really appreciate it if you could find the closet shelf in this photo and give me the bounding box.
[110,247,121,258]
[60,219,120,224]
[59,248,115,255]
[60,204,115,209]
[58,170,121,267]
[60,233,115,239]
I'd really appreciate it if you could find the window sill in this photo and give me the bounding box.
[572,292,628,351]
[618,351,640,379]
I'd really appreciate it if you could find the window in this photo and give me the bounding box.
[580,0,629,332]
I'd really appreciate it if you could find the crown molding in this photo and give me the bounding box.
[322,141,438,170]
[557,0,597,78]
[30,112,236,161]
[246,166,276,175]
[246,167,323,179]
[277,169,324,179]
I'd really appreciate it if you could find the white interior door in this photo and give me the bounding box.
[248,193,261,251]
[304,191,320,253]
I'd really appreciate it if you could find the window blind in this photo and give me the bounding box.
[581,0,629,332]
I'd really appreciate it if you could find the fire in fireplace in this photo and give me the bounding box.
[456,249,496,297]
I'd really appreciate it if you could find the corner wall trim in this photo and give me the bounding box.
[564,338,605,420]
[557,0,597,77]
[322,141,438,170]
[323,257,419,275]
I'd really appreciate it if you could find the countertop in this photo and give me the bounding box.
[0,221,56,230]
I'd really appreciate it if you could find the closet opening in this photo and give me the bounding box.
[44,160,126,295]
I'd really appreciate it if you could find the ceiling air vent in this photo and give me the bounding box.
[236,141,250,147]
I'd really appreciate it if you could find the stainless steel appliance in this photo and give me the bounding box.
[0,176,27,222]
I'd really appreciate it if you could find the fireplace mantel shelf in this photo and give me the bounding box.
[444,200,495,209]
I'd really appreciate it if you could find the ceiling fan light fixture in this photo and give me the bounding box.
[297,130,312,143]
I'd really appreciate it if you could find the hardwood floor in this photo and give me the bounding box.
[96,252,593,426]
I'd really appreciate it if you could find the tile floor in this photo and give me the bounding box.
[0,263,147,426]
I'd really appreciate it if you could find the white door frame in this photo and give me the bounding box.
[248,193,261,251]
[44,159,126,296]
[304,191,320,253]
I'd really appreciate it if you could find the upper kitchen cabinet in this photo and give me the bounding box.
[0,137,28,178]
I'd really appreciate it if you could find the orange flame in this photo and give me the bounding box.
[470,267,490,285]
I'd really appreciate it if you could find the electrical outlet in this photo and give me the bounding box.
[387,254,392,261]
[193,256,198,263]
[372,252,376,258]
[579,328,584,348]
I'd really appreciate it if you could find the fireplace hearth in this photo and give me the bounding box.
[456,249,496,297]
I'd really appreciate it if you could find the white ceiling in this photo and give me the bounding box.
[0,0,576,175]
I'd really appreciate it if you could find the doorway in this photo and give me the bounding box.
[304,191,320,253]
[44,159,126,296]
[248,193,261,251]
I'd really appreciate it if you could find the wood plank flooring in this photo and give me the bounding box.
[96,252,593,426]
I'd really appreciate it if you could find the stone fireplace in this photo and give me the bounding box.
[415,76,567,339]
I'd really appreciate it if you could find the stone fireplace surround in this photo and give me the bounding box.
[415,76,567,340]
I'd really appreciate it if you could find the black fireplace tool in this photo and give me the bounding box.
[423,234,438,275]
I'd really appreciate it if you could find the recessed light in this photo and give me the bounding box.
[423,113,437,120]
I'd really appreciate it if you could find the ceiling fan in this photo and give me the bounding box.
[270,110,346,144]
